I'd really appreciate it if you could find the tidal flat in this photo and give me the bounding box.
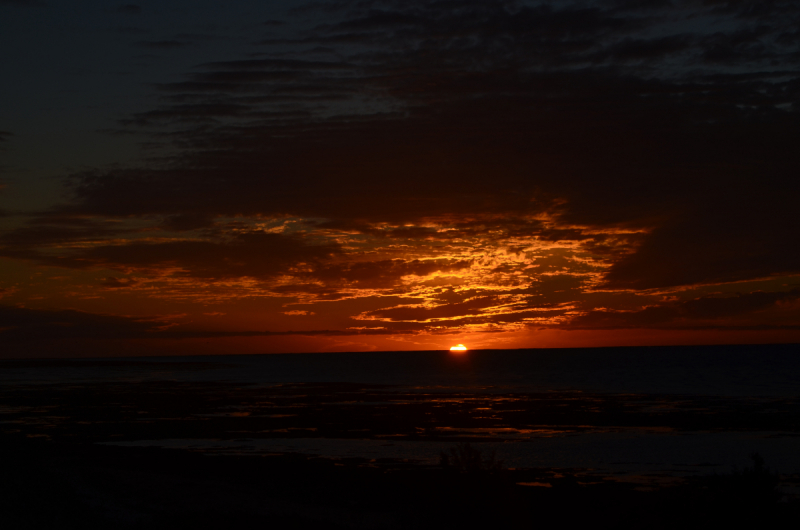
[2,357,800,528]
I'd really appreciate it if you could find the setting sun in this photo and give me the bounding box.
[449,344,467,352]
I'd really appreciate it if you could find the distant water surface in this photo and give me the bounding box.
[3,344,799,397]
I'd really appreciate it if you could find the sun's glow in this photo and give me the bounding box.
[449,344,467,351]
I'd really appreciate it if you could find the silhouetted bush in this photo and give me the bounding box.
[688,451,784,527]
[728,452,782,506]
[439,442,503,474]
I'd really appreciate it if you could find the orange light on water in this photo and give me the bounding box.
[449,344,467,352]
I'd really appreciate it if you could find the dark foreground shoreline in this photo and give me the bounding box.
[2,372,800,528]
[5,435,800,530]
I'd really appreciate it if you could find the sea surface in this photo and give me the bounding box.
[4,344,800,395]
[3,344,800,489]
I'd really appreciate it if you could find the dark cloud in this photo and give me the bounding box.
[568,289,800,329]
[0,305,416,345]
[609,0,673,11]
[0,216,127,248]
[331,10,424,31]
[308,259,471,288]
[602,187,800,289]
[700,27,775,64]
[197,59,351,71]
[80,233,338,280]
[2,231,340,281]
[361,304,569,331]
[14,0,800,314]
[516,274,588,306]
[0,131,12,142]
[126,103,252,125]
[365,296,507,321]
[114,25,149,35]
[136,40,189,49]
[160,212,216,231]
[0,305,168,342]
[175,33,224,41]
[271,283,358,301]
[114,4,141,15]
[703,0,799,19]
[100,277,140,289]
[602,34,693,61]
[149,59,356,100]
[0,0,45,5]
[255,328,418,336]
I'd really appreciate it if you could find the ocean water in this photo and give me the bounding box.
[4,343,799,396]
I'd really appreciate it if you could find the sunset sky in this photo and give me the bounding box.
[1,0,799,357]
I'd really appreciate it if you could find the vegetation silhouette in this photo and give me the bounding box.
[732,452,782,504]
[706,452,782,510]
[439,442,504,474]
[647,452,788,529]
